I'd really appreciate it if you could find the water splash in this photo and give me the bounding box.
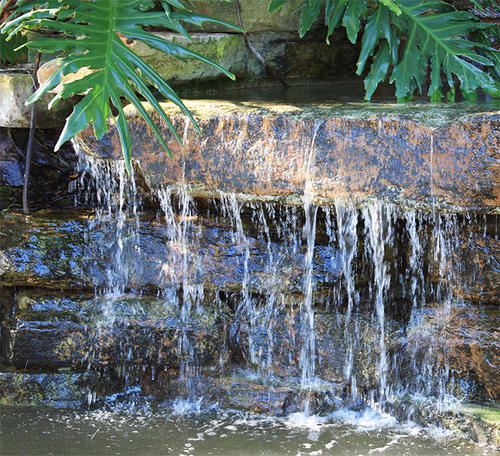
[74,144,478,416]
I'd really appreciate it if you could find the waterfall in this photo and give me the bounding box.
[362,202,394,400]
[75,147,477,413]
[300,182,318,386]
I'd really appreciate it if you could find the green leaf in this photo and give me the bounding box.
[356,3,392,75]
[0,28,26,64]
[298,0,322,38]
[379,0,401,15]
[364,40,390,100]
[268,0,289,13]
[342,0,367,44]
[361,0,500,101]
[324,0,347,44]
[2,0,243,170]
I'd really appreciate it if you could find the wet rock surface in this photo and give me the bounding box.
[0,370,124,407]
[0,128,79,211]
[2,292,231,370]
[76,96,500,213]
[1,195,499,451]
[407,305,500,402]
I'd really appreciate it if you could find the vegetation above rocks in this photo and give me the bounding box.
[1,0,499,172]
[270,0,500,101]
[0,0,244,172]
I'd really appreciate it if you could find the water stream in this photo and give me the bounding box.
[2,137,499,454]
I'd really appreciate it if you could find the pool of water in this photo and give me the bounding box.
[2,401,498,456]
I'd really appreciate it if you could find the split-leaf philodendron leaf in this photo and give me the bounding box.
[1,0,244,171]
[269,0,500,102]
[0,0,26,63]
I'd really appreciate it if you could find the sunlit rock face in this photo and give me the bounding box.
[75,95,500,213]
[407,306,500,402]
[0,73,74,129]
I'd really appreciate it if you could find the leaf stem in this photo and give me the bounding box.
[235,0,288,87]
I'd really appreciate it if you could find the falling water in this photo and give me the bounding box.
[78,155,141,296]
[73,141,485,418]
[334,200,359,395]
[300,182,318,386]
[299,122,322,386]
[157,184,201,380]
[362,202,394,400]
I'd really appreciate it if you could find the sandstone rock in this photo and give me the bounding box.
[0,211,102,288]
[0,210,343,294]
[138,370,344,415]
[237,308,402,390]
[128,32,251,90]
[452,222,500,304]
[0,72,74,128]
[75,99,500,213]
[387,399,500,449]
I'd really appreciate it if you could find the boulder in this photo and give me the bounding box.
[0,72,74,129]
[75,98,500,213]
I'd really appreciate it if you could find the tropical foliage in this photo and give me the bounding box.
[1,0,500,173]
[0,0,25,63]
[269,0,500,101]
[1,0,244,171]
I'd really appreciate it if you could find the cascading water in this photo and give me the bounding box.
[5,145,498,455]
[333,200,359,399]
[362,202,393,401]
[72,143,492,423]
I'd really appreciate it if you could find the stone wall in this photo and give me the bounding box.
[76,99,500,214]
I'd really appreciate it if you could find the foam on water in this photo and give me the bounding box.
[331,408,398,431]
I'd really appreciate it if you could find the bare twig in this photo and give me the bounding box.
[234,0,289,87]
[23,51,41,215]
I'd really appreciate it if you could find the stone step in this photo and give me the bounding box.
[1,206,499,302]
[75,95,500,214]
[3,289,500,402]
[2,292,231,370]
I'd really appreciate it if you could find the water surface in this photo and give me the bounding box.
[2,403,498,456]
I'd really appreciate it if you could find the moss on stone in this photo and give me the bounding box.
[129,33,250,89]
[456,403,500,424]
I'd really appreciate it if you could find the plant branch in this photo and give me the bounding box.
[23,51,41,215]
[235,0,288,87]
